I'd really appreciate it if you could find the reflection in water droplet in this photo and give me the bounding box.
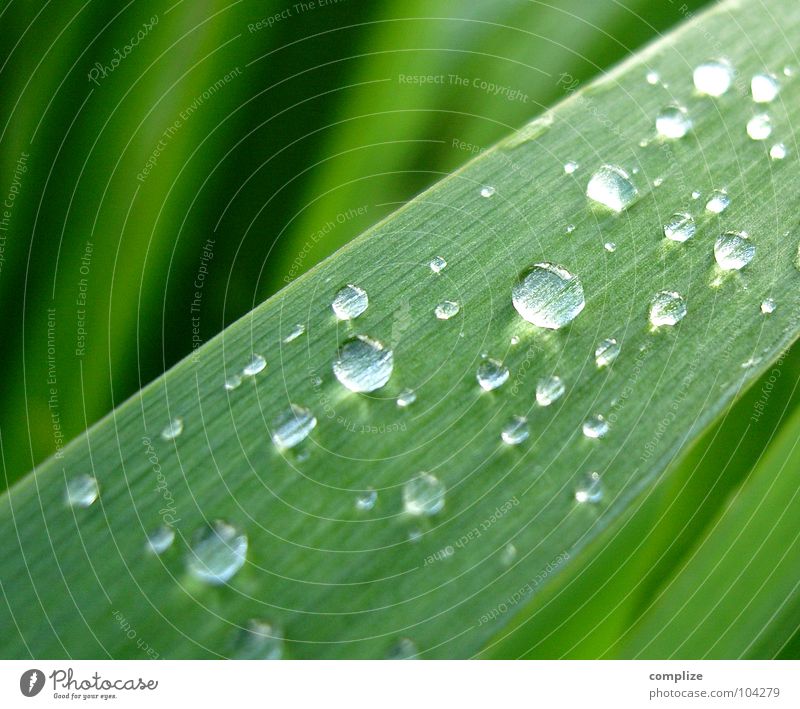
[355,488,378,511]
[435,300,460,320]
[751,73,780,103]
[770,143,787,160]
[161,418,184,441]
[512,262,585,329]
[761,298,777,314]
[715,231,755,270]
[746,114,772,141]
[429,256,447,274]
[595,338,620,368]
[656,104,692,139]
[186,520,248,585]
[480,186,496,198]
[565,224,576,234]
[646,70,660,85]
[283,323,305,343]
[649,291,687,327]
[224,374,242,391]
[476,358,509,391]
[386,637,418,660]
[575,472,603,503]
[243,354,267,377]
[692,190,702,200]
[663,212,696,242]
[604,242,617,253]
[501,415,529,445]
[586,165,638,212]
[65,475,99,508]
[333,336,394,392]
[146,525,175,555]
[501,543,518,566]
[271,404,317,450]
[331,284,368,320]
[396,388,417,408]
[693,59,733,96]
[403,473,446,516]
[232,619,284,660]
[536,375,565,406]
[582,415,609,439]
[564,160,579,174]
[705,190,730,214]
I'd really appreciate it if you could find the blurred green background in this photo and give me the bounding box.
[0,0,713,489]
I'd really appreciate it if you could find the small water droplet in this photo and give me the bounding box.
[283,323,305,343]
[429,256,447,273]
[403,473,445,516]
[480,185,496,198]
[396,388,417,408]
[751,73,780,103]
[656,104,692,139]
[476,358,509,391]
[692,190,702,200]
[510,335,520,345]
[536,375,565,406]
[565,224,576,234]
[146,525,175,554]
[331,284,368,320]
[271,404,317,450]
[663,212,697,242]
[186,520,248,585]
[501,543,518,566]
[746,113,772,141]
[604,241,617,253]
[65,475,99,508]
[386,637,418,660]
[760,298,777,314]
[407,528,423,544]
[232,620,284,660]
[653,177,664,187]
[705,189,730,214]
[501,415,529,445]
[512,262,585,329]
[693,59,734,96]
[649,290,687,327]
[582,415,609,439]
[355,488,378,511]
[770,143,787,160]
[586,165,638,212]
[224,374,242,391]
[564,160,579,174]
[646,70,660,85]
[575,472,603,503]
[784,65,795,77]
[715,231,755,270]
[595,338,620,368]
[333,336,394,392]
[243,354,267,377]
[434,300,460,320]
[161,418,184,441]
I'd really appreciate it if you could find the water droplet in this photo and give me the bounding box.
[429,256,447,273]
[232,620,284,660]
[333,336,393,392]
[186,520,248,585]
[243,354,267,377]
[751,73,780,103]
[653,177,664,187]
[65,475,99,508]
[656,104,692,139]
[403,473,446,516]
[536,375,565,406]
[476,358,509,392]
[510,335,520,345]
[761,298,777,314]
[355,488,378,511]
[646,70,660,85]
[146,525,175,554]
[224,374,242,391]
[386,637,418,660]
[582,414,609,439]
[663,212,696,242]
[283,323,305,343]
[604,241,617,253]
[691,190,702,200]
[693,59,733,96]
[501,543,518,566]
[705,189,730,214]
[770,143,787,160]
[565,224,576,234]
[714,231,755,270]
[271,404,317,450]
[396,388,417,408]
[161,418,184,441]
[784,65,795,77]
[564,160,579,174]
[434,300,460,320]
[480,185,496,198]
[407,528,423,544]
[501,415,529,445]
[512,262,585,329]
[595,338,620,368]
[586,165,638,212]
[331,284,368,320]
[746,113,772,141]
[649,290,687,327]
[575,472,603,503]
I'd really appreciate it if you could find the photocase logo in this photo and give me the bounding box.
[20,669,44,697]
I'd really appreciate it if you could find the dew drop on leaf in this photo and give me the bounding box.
[232,620,284,660]
[224,374,242,391]
[646,70,660,85]
[333,336,394,392]
[746,113,772,141]
[480,185,496,198]
[396,388,417,408]
[331,284,368,320]
[512,262,585,329]
[536,375,565,406]
[705,189,730,214]
[429,256,447,273]
[761,298,777,314]
[355,488,378,511]
[146,525,175,555]
[693,59,733,96]
[160,418,184,441]
[501,543,518,566]
[649,290,687,327]
[770,143,787,160]
[271,404,317,450]
[386,637,419,660]
[663,212,696,242]
[476,358,509,391]
[714,231,755,271]
[65,475,99,508]
[283,323,305,343]
[186,520,248,585]
[575,472,603,503]
[595,338,620,368]
[751,73,780,103]
[656,104,692,139]
[563,160,579,174]
[501,415,529,445]
[586,164,638,212]
[604,242,617,253]
[403,473,446,516]
[435,300,460,320]
[243,354,267,377]
[582,414,609,439]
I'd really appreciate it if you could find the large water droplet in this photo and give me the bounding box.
[586,165,638,212]
[761,298,777,314]
[714,231,755,270]
[476,358,509,391]
[271,404,317,450]
[663,212,696,242]
[429,256,447,274]
[333,336,394,392]
[575,472,603,503]
[331,284,368,320]
[751,73,780,103]
[693,59,733,96]
[161,418,184,441]
[186,520,248,585]
[656,104,692,139]
[536,375,565,406]
[355,488,378,511]
[770,143,787,160]
[386,637,418,660]
[283,323,305,343]
[403,473,445,516]
[512,262,585,329]
[146,525,175,555]
[435,300,460,320]
[501,415,529,445]
[65,475,99,508]
[232,619,284,660]
[582,414,609,439]
[746,114,772,141]
[705,190,730,214]
[595,338,620,368]
[243,354,267,377]
[649,290,687,327]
